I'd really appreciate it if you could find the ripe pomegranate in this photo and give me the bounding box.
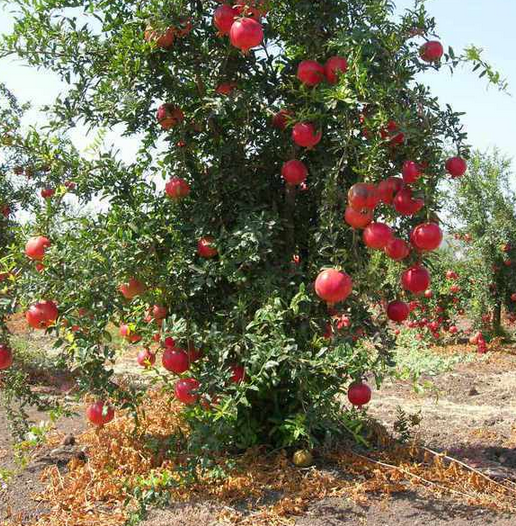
[401,265,431,294]
[165,177,190,200]
[445,157,467,178]
[213,4,237,35]
[377,177,404,204]
[348,183,379,210]
[119,278,146,299]
[86,401,115,427]
[272,109,293,130]
[411,223,443,252]
[230,364,246,384]
[347,382,371,407]
[144,26,175,49]
[156,104,184,130]
[324,56,348,84]
[119,324,142,343]
[384,238,410,261]
[344,206,373,229]
[450,284,461,294]
[315,269,353,304]
[424,290,433,299]
[162,348,190,374]
[446,270,458,280]
[380,120,405,146]
[26,300,58,329]
[449,326,458,335]
[187,343,203,363]
[152,305,168,320]
[25,236,51,260]
[292,122,322,148]
[420,41,444,62]
[229,17,263,52]
[282,159,308,185]
[137,348,156,368]
[363,222,393,250]
[387,301,410,323]
[198,236,218,258]
[0,344,13,370]
[402,161,423,183]
[164,336,176,349]
[216,81,237,95]
[175,378,200,405]
[41,188,55,199]
[297,60,325,86]
[511,293,516,302]
[393,188,424,216]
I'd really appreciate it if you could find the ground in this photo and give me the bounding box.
[1,330,515,526]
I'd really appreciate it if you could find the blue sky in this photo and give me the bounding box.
[1,0,515,185]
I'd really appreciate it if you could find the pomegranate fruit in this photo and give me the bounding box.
[347,382,371,407]
[292,122,322,148]
[387,301,410,323]
[281,159,308,185]
[393,188,424,216]
[137,348,156,368]
[363,222,393,250]
[344,206,373,229]
[420,41,444,62]
[41,188,55,199]
[156,104,184,130]
[119,278,146,299]
[401,265,431,294]
[324,56,348,84]
[272,109,293,130]
[445,157,467,178]
[165,177,190,200]
[26,300,58,329]
[230,364,246,384]
[297,60,325,86]
[175,378,200,405]
[229,17,263,52]
[0,344,13,370]
[119,324,142,343]
[410,223,443,251]
[348,183,379,210]
[144,26,175,49]
[402,160,423,183]
[377,177,404,204]
[162,348,190,374]
[152,305,168,320]
[86,401,115,426]
[213,4,237,35]
[384,238,410,261]
[197,236,218,258]
[25,236,51,260]
[315,269,353,304]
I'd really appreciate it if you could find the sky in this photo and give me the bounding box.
[0,0,515,188]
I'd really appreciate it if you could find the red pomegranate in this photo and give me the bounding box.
[144,26,175,49]
[449,326,458,335]
[511,293,516,302]
[324,56,348,84]
[344,206,373,229]
[363,222,393,250]
[229,17,263,52]
[119,278,146,299]
[347,382,372,407]
[377,177,404,204]
[411,223,443,251]
[281,160,308,185]
[445,157,467,178]
[164,336,176,349]
[86,401,115,427]
[315,269,353,304]
[187,343,203,363]
[380,120,405,146]
[446,270,458,280]
[393,188,424,216]
[162,348,190,374]
[348,183,379,210]
[137,348,156,368]
[297,60,325,86]
[156,104,184,130]
[175,378,200,405]
[230,364,246,384]
[41,188,55,199]
[119,324,142,343]
[424,289,433,299]
[216,82,237,95]
[152,305,168,320]
[213,4,237,35]
[25,236,51,261]
[272,109,293,130]
[26,300,58,329]
[402,161,423,183]
[198,236,218,258]
[165,177,190,200]
[384,238,410,261]
[387,301,410,323]
[0,344,13,370]
[401,265,431,294]
[420,41,444,62]
[292,122,322,148]
[450,284,461,294]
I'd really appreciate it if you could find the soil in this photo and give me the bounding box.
[1,339,516,526]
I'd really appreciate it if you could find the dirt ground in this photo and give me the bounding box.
[1,342,516,525]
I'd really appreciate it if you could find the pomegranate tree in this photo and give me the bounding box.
[0,0,502,452]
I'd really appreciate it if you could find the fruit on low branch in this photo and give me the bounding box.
[272,109,293,130]
[86,401,115,426]
[137,348,156,368]
[230,364,246,384]
[0,344,13,370]
[363,222,393,250]
[384,238,411,260]
[315,269,353,304]
[26,300,58,329]
[25,236,51,260]
[401,265,431,294]
[162,348,190,374]
[344,206,373,229]
[175,378,200,405]
[393,188,424,216]
[348,183,379,210]
[281,159,308,185]
[410,223,443,252]
[402,160,423,183]
[292,122,322,148]
[347,382,372,407]
[377,177,404,204]
[165,177,190,200]
[297,60,325,86]
[387,300,410,322]
[119,324,142,343]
